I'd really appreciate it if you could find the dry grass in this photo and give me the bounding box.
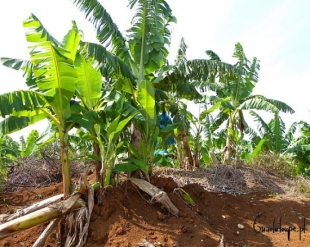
[5,153,310,198]
[4,155,85,192]
[153,163,310,197]
[249,152,296,177]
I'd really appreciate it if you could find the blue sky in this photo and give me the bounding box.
[0,0,310,138]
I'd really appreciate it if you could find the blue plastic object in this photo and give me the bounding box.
[159,111,175,145]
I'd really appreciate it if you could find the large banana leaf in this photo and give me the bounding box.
[228,43,260,102]
[249,110,271,136]
[239,95,295,113]
[0,114,47,135]
[138,80,155,122]
[206,50,222,61]
[28,42,77,98]
[0,90,47,117]
[75,54,102,109]
[62,21,81,62]
[23,13,61,45]
[1,58,37,89]
[80,42,136,86]
[1,58,31,71]
[269,112,287,152]
[285,121,298,142]
[0,90,51,134]
[23,14,80,118]
[71,0,130,61]
[154,59,236,100]
[244,57,259,89]
[128,0,176,75]
[175,38,188,65]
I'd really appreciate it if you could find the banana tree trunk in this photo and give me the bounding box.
[193,135,200,168]
[131,122,142,151]
[59,131,71,197]
[222,119,234,164]
[179,129,195,170]
[130,122,143,177]
[92,140,102,183]
[222,138,233,164]
[193,151,199,169]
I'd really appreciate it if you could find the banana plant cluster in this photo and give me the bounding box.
[1,15,81,196]
[0,14,138,196]
[285,121,310,175]
[0,134,20,187]
[1,0,303,201]
[198,44,295,164]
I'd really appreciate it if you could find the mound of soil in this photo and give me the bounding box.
[1,168,310,246]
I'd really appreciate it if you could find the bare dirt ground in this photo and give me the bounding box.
[1,164,310,247]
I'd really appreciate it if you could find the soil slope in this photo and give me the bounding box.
[1,166,310,247]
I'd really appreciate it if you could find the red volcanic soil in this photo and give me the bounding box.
[1,167,310,247]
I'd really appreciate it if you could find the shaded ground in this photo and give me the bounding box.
[1,165,310,246]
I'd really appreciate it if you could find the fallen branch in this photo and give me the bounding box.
[1,194,64,223]
[32,218,61,247]
[0,193,85,240]
[129,178,179,216]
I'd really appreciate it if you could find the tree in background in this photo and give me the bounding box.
[199,44,294,163]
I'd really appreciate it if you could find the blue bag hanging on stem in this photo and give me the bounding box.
[159,111,175,145]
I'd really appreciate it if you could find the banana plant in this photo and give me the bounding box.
[186,111,203,168]
[70,51,104,183]
[249,111,292,154]
[19,130,39,157]
[1,14,137,192]
[72,0,239,173]
[0,134,20,178]
[75,89,140,186]
[199,43,295,163]
[71,50,140,185]
[97,103,139,186]
[284,121,310,175]
[0,15,82,196]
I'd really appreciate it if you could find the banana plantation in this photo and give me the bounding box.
[0,0,310,246]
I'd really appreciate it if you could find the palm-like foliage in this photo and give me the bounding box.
[70,0,241,114]
[0,134,20,188]
[285,121,310,175]
[0,90,48,133]
[199,43,294,163]
[0,134,19,165]
[73,0,175,80]
[0,15,90,196]
[250,111,292,154]
[71,0,241,171]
